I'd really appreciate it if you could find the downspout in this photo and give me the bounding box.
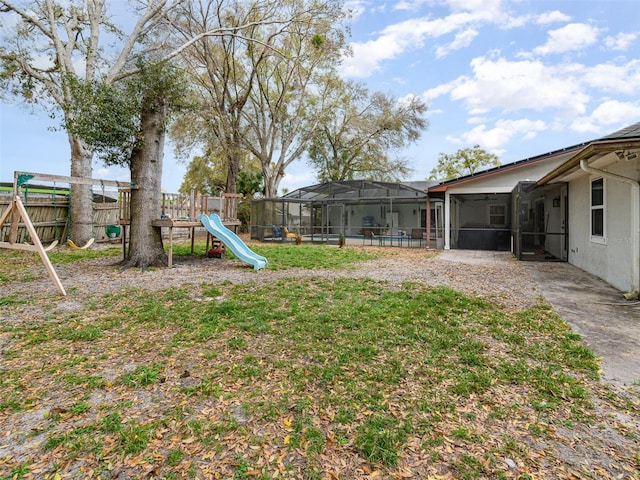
[579,159,640,294]
[444,191,451,250]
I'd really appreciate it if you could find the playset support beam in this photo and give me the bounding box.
[0,195,66,295]
[0,171,137,296]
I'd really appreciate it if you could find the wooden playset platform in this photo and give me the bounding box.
[118,190,242,267]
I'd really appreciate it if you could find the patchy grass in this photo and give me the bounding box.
[48,246,121,264]
[0,245,120,286]
[170,239,380,270]
[0,244,638,479]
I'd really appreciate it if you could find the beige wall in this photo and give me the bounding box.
[567,159,639,292]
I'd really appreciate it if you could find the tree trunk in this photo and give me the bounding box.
[224,129,242,193]
[68,134,94,245]
[121,95,168,269]
[225,150,239,193]
[263,164,284,198]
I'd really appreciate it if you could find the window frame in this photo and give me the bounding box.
[487,203,507,228]
[590,176,606,244]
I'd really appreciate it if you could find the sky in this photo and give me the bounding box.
[1,0,640,194]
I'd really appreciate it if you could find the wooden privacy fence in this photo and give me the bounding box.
[0,194,68,244]
[1,190,242,245]
[0,194,120,244]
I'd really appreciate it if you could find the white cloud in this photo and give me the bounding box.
[604,32,639,51]
[344,0,368,19]
[533,23,600,55]
[571,100,640,133]
[452,118,547,151]
[446,0,503,16]
[535,10,571,25]
[422,82,457,102]
[0,9,20,31]
[279,168,318,195]
[397,92,421,107]
[341,2,510,78]
[583,60,640,95]
[393,0,431,12]
[341,16,446,77]
[447,56,589,117]
[590,100,640,125]
[435,28,479,58]
[501,9,570,29]
[468,116,488,125]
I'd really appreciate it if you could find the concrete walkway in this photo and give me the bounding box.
[523,261,640,388]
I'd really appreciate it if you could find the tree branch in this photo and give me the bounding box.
[112,20,290,82]
[0,0,54,40]
[105,0,177,84]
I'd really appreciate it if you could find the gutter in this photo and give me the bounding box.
[579,159,640,295]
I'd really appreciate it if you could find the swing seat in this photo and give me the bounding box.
[44,240,58,252]
[67,238,95,250]
[22,240,58,251]
[105,225,121,238]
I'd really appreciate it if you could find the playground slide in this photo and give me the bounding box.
[200,213,268,271]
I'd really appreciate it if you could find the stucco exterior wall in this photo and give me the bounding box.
[567,160,639,292]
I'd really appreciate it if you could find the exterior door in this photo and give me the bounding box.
[535,199,545,248]
[560,185,568,261]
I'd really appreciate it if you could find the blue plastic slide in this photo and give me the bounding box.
[200,213,268,270]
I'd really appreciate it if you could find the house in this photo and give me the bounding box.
[250,123,640,295]
[427,143,589,254]
[426,121,640,295]
[537,123,640,295]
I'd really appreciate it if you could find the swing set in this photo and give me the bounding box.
[0,171,135,296]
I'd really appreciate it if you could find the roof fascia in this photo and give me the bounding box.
[538,139,640,185]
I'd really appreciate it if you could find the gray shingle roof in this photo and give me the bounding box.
[599,122,640,140]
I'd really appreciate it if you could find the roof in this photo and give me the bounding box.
[599,121,640,140]
[281,180,434,202]
[427,144,588,193]
[428,122,640,193]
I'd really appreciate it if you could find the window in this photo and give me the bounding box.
[590,177,605,243]
[488,204,506,227]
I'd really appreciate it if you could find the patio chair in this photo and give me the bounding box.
[363,228,382,246]
[410,228,425,247]
[282,227,297,239]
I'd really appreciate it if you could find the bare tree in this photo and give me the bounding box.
[171,0,348,198]
[2,0,326,267]
[170,0,282,194]
[239,0,348,197]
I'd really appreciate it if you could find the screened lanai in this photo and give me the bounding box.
[251,180,444,247]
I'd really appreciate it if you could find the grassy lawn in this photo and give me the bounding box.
[0,243,638,479]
